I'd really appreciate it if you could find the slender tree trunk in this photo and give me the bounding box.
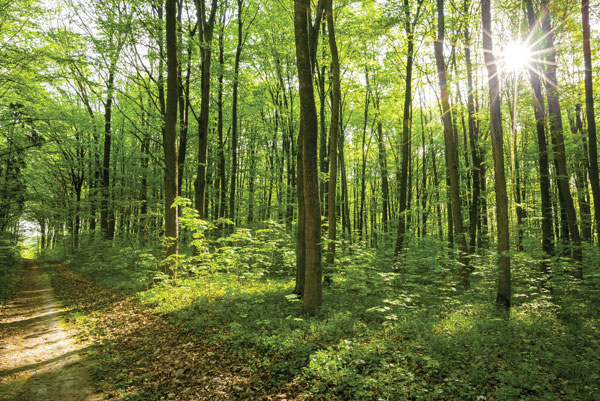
[247,131,256,223]
[193,0,218,219]
[164,0,179,275]
[572,106,592,241]
[525,0,554,276]
[429,122,444,240]
[217,17,227,223]
[377,119,390,234]
[326,0,340,265]
[229,0,244,224]
[395,5,415,255]
[339,122,351,236]
[539,0,582,270]
[581,0,600,244]
[140,135,149,239]
[419,102,428,237]
[318,26,328,215]
[100,69,116,240]
[359,69,370,242]
[177,21,193,199]
[463,20,481,254]
[482,0,511,308]
[434,0,469,286]
[508,94,525,251]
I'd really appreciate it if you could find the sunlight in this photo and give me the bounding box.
[500,40,533,73]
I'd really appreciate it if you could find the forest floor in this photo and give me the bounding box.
[0,260,103,401]
[3,261,287,400]
[2,249,599,400]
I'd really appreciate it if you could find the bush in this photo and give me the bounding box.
[0,232,23,302]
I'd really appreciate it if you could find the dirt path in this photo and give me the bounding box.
[0,260,103,401]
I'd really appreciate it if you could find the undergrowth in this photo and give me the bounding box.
[42,218,600,400]
[0,232,23,303]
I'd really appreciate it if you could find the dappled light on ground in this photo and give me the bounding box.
[0,261,102,401]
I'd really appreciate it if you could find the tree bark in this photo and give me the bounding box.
[164,0,179,275]
[525,0,554,277]
[217,16,227,223]
[582,0,600,244]
[193,0,218,219]
[177,4,193,199]
[394,0,416,255]
[539,0,582,270]
[482,0,511,309]
[463,18,481,254]
[230,0,244,225]
[294,0,323,314]
[100,69,116,240]
[572,105,592,241]
[326,0,340,266]
[434,0,470,287]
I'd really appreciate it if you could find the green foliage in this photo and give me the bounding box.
[0,232,22,302]
[54,236,160,294]
[64,231,600,400]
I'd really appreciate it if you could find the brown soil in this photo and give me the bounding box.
[0,260,103,401]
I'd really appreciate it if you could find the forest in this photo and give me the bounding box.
[1,0,600,399]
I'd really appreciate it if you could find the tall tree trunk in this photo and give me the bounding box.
[229,0,244,224]
[318,26,328,215]
[326,0,340,265]
[294,131,306,295]
[339,121,351,236]
[508,93,525,251]
[525,0,554,276]
[482,0,511,309]
[418,102,428,237]
[429,122,444,239]
[140,134,150,239]
[572,105,592,241]
[247,131,256,223]
[581,0,600,244]
[164,0,179,275]
[178,17,194,198]
[395,1,415,255]
[377,118,390,234]
[434,0,470,287]
[463,17,481,254]
[359,69,370,242]
[193,0,218,219]
[101,69,116,240]
[217,17,227,223]
[294,0,324,314]
[540,0,582,270]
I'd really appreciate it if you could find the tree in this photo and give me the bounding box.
[193,0,218,219]
[294,0,324,314]
[525,0,554,278]
[539,0,582,270]
[434,0,470,287]
[325,0,340,266]
[482,0,510,309]
[163,0,178,274]
[394,0,424,255]
[581,0,600,244]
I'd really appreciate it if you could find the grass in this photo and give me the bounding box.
[48,230,600,400]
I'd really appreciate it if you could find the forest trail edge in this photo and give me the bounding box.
[0,260,103,401]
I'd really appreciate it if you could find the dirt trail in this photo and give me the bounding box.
[0,260,103,401]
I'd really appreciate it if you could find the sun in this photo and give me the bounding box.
[500,40,533,73]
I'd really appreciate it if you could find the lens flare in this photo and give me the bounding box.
[501,40,532,73]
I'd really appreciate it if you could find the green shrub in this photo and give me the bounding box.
[0,232,23,302]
